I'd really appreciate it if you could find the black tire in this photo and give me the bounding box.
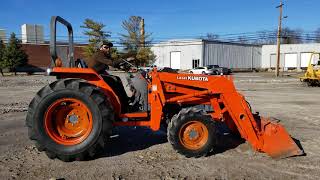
[26,79,114,161]
[160,104,182,133]
[190,71,193,74]
[202,71,206,74]
[167,108,217,158]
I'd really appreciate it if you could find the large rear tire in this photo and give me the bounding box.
[167,108,217,158]
[26,79,114,161]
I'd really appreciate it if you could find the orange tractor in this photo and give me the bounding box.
[26,16,303,161]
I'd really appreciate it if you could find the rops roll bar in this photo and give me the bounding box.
[50,16,74,67]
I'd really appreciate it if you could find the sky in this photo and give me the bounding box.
[1,0,319,42]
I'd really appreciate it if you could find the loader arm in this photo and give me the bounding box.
[221,92,303,158]
[152,70,303,158]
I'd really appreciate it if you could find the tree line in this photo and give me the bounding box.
[81,16,156,67]
[0,16,156,76]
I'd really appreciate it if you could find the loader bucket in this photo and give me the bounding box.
[259,117,304,159]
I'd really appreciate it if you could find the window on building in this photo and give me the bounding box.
[192,59,200,68]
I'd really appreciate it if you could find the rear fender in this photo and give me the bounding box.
[49,67,121,115]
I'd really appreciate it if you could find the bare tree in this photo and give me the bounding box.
[281,27,303,44]
[119,16,152,51]
[254,30,277,45]
[205,33,220,41]
[119,16,155,66]
[237,35,249,44]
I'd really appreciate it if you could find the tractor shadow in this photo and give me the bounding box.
[99,126,168,157]
[211,134,245,155]
[96,122,245,159]
[209,122,245,155]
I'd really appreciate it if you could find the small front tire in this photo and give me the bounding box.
[167,108,217,157]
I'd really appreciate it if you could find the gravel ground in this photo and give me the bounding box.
[0,72,319,180]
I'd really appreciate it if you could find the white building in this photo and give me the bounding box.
[151,39,320,71]
[151,39,261,70]
[151,39,203,70]
[21,24,44,44]
[261,43,320,70]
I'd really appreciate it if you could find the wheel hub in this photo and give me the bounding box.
[179,121,209,150]
[68,114,79,124]
[189,129,199,139]
[44,98,93,145]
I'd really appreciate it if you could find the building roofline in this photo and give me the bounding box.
[202,39,262,47]
[153,38,262,47]
[262,43,320,47]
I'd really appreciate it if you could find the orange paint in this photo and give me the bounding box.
[44,98,93,145]
[179,121,209,150]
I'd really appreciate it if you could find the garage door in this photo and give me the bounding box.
[170,51,181,69]
[301,53,312,67]
[270,54,284,68]
[270,54,276,67]
[285,53,297,68]
[301,53,319,67]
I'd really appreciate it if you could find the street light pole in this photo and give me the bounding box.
[275,0,284,77]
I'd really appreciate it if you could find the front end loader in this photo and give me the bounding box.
[300,52,320,86]
[26,16,304,161]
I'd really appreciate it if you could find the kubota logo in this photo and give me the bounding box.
[177,76,209,81]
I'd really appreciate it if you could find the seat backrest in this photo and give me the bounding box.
[100,75,129,113]
[75,59,88,68]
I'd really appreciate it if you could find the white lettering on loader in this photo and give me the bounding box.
[177,76,208,82]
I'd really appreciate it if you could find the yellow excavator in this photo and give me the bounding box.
[300,52,320,86]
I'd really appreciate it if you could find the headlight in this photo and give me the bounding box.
[46,68,52,76]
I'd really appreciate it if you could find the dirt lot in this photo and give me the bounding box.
[0,72,319,180]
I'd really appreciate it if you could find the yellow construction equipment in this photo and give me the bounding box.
[300,52,320,86]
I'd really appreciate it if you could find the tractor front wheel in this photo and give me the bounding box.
[26,79,114,161]
[167,108,217,157]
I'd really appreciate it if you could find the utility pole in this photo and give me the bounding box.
[140,18,145,47]
[275,0,284,77]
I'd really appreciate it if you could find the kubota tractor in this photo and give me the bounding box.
[26,16,303,161]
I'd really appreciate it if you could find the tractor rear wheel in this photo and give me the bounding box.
[167,108,217,157]
[26,79,114,161]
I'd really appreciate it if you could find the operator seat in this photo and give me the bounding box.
[74,59,129,112]
[100,74,129,113]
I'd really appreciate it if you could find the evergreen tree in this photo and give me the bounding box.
[3,33,28,75]
[119,16,155,66]
[80,19,112,59]
[0,40,5,76]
